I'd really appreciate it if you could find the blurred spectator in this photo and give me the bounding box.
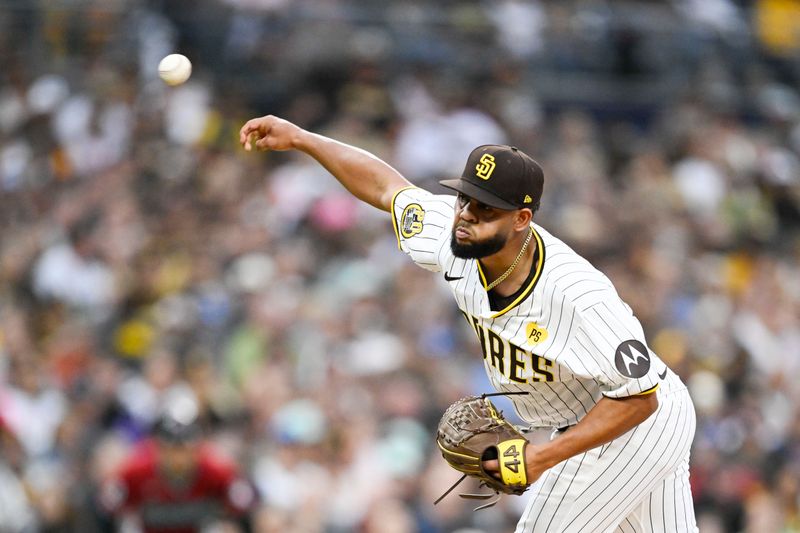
[98,406,256,533]
[2,359,67,459]
[0,414,36,532]
[32,213,116,314]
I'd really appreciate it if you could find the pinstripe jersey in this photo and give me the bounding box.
[391,187,684,429]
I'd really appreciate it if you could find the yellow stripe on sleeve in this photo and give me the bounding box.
[636,383,660,396]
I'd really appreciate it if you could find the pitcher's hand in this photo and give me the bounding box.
[239,115,303,152]
[483,442,552,486]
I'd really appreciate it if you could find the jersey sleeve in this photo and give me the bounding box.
[561,296,661,398]
[390,187,455,272]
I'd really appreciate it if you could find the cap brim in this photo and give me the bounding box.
[439,178,518,210]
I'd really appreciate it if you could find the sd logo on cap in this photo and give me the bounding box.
[440,145,544,211]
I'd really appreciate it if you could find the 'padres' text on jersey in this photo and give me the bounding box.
[391,187,681,429]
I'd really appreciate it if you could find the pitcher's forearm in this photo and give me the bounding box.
[295,131,413,212]
[533,393,659,471]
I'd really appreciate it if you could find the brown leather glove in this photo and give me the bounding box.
[436,395,531,506]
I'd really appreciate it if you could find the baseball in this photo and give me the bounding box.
[158,54,192,86]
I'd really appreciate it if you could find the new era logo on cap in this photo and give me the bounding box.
[440,145,544,210]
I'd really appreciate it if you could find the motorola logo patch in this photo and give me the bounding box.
[614,340,651,378]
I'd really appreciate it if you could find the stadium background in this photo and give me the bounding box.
[1,0,800,531]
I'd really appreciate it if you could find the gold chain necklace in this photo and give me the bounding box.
[485,228,533,291]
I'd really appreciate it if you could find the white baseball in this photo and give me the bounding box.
[158,54,192,86]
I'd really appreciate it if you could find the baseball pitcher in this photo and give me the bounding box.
[239,115,697,532]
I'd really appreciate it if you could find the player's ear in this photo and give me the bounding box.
[513,208,532,231]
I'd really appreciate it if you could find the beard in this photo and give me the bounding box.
[450,226,508,259]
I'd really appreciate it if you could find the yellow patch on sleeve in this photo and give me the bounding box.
[400,203,425,238]
[390,186,419,249]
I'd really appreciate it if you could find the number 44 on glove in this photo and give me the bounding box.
[435,393,531,511]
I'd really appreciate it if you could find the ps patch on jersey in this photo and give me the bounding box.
[614,340,651,378]
[525,322,549,345]
[400,203,425,238]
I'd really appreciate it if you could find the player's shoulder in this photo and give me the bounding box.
[535,223,616,305]
[197,443,240,480]
[119,440,159,480]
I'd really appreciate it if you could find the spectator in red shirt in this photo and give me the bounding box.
[99,412,256,533]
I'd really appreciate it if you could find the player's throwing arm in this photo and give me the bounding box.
[239,115,412,211]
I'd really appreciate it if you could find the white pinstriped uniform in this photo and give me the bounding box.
[391,187,697,532]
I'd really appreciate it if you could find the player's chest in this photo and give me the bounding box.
[460,309,563,383]
[460,310,549,348]
[447,267,547,329]
[135,465,219,501]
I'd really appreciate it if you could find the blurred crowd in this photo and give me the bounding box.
[1,0,800,532]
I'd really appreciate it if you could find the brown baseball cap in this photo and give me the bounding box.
[440,145,544,210]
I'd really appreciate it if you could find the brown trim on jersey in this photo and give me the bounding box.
[482,225,545,318]
[389,186,420,250]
